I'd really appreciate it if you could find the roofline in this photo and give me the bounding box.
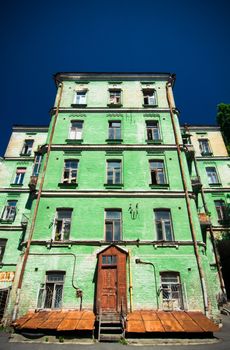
[12,125,49,131]
[181,124,220,131]
[53,72,176,87]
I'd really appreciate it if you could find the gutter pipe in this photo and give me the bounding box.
[166,78,209,315]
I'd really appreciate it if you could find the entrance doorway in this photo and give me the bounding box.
[96,245,127,314]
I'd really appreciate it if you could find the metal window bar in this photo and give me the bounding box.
[160,278,184,311]
[0,288,9,320]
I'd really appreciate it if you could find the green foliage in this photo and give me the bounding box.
[119,337,128,345]
[217,103,230,153]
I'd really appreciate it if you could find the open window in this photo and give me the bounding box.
[149,160,166,185]
[53,209,72,241]
[21,140,34,156]
[108,89,122,106]
[1,200,17,222]
[143,89,157,106]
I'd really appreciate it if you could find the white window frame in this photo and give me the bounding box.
[108,89,122,105]
[21,139,34,155]
[206,167,219,184]
[1,200,17,222]
[149,160,166,185]
[143,89,157,106]
[62,160,78,184]
[199,139,212,155]
[14,168,26,185]
[146,121,160,141]
[106,160,122,185]
[74,91,87,105]
[32,154,42,177]
[68,121,83,140]
[108,121,121,140]
[155,209,174,241]
[53,209,72,241]
[104,210,122,242]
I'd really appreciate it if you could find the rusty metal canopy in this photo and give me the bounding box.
[13,310,95,331]
[126,310,219,333]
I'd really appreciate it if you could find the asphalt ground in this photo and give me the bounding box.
[0,315,230,350]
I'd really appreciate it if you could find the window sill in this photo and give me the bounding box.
[0,219,15,224]
[201,152,213,157]
[71,104,87,108]
[143,104,158,107]
[46,240,72,248]
[58,182,78,188]
[104,183,124,189]
[107,103,122,108]
[65,139,83,144]
[10,184,23,187]
[106,139,123,144]
[146,139,162,144]
[209,183,222,187]
[19,153,31,157]
[149,183,169,189]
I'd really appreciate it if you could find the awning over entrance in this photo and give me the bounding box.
[13,310,95,331]
[126,311,219,333]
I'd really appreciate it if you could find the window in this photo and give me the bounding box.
[102,255,117,265]
[143,89,157,106]
[199,139,212,156]
[105,210,122,241]
[14,168,26,185]
[75,91,87,105]
[155,210,174,241]
[21,140,34,155]
[160,272,183,310]
[215,200,229,222]
[62,160,78,184]
[146,121,160,141]
[69,121,83,140]
[108,121,121,140]
[53,209,72,241]
[206,167,219,184]
[107,160,121,184]
[37,271,65,309]
[32,154,42,177]
[149,161,166,185]
[0,240,7,263]
[1,200,17,222]
[109,89,121,105]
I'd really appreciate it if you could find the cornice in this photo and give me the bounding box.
[50,107,172,115]
[49,144,178,151]
[0,225,24,231]
[195,156,230,161]
[39,190,194,198]
[0,188,30,193]
[203,188,230,193]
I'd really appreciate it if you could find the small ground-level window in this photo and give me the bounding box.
[160,272,183,310]
[37,271,65,309]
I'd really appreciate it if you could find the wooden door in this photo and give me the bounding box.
[101,266,117,311]
[96,246,127,314]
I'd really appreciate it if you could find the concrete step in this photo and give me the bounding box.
[100,326,122,332]
[100,334,122,342]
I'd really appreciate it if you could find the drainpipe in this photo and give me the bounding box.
[12,83,64,321]
[166,78,209,315]
[128,250,133,312]
[135,259,159,310]
[193,151,226,296]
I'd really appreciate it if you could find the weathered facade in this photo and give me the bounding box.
[0,73,229,339]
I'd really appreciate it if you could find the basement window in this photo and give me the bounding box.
[37,271,65,309]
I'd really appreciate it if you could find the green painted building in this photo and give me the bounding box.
[0,73,229,337]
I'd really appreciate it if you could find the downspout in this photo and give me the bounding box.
[128,250,133,312]
[12,82,64,321]
[166,78,209,315]
[193,153,226,296]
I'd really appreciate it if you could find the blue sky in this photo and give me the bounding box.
[1,0,230,155]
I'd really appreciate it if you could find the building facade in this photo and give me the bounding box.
[0,73,229,337]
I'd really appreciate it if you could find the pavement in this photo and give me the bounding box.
[0,315,230,350]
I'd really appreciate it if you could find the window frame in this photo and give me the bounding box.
[37,271,65,309]
[108,120,122,140]
[68,120,84,140]
[206,166,220,185]
[142,88,157,106]
[1,200,17,222]
[108,89,122,106]
[14,167,26,185]
[198,139,212,156]
[62,159,79,184]
[74,90,87,105]
[53,209,73,241]
[106,160,122,185]
[149,160,167,185]
[21,139,34,156]
[32,154,42,177]
[214,200,229,222]
[154,209,174,241]
[0,239,7,263]
[160,271,184,310]
[104,209,122,242]
[146,120,161,141]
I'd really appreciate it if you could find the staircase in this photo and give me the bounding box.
[98,312,124,342]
